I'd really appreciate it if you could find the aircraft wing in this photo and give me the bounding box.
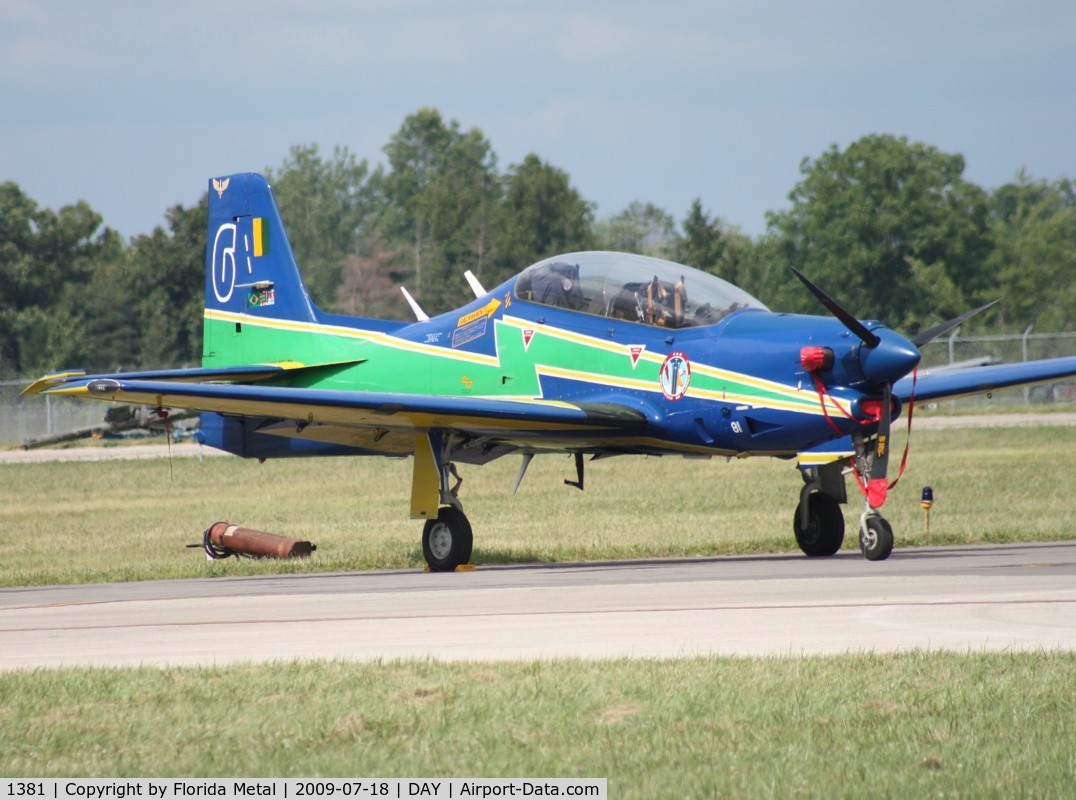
[35,370,653,522]
[39,376,651,444]
[893,356,1076,402]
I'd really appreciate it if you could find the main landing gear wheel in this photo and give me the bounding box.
[860,515,894,561]
[793,492,845,556]
[422,506,473,572]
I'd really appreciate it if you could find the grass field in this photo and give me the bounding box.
[1,424,1074,586]
[1,653,1073,795]
[2,422,1074,793]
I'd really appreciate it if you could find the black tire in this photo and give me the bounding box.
[860,516,894,561]
[421,506,473,571]
[793,492,845,556]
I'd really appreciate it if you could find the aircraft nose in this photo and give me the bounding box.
[859,329,920,386]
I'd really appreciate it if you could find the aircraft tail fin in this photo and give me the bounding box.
[205,173,317,321]
[202,172,408,368]
[203,173,321,367]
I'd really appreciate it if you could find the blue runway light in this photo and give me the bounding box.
[920,486,934,509]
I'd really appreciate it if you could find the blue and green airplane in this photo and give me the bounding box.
[25,173,1076,569]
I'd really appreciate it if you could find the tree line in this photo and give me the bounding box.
[2,108,1074,378]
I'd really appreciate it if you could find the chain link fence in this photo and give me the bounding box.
[1,380,105,447]
[3,330,1074,447]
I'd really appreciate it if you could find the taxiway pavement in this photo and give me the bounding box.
[1,542,1073,669]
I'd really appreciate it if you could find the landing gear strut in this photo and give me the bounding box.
[423,458,473,572]
[412,431,474,572]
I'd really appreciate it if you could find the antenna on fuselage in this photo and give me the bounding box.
[464,270,486,298]
[399,286,429,322]
[512,453,534,495]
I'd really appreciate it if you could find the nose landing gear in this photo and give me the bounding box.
[794,459,896,561]
[852,431,896,561]
[859,511,894,561]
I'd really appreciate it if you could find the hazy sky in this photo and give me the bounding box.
[2,0,1073,240]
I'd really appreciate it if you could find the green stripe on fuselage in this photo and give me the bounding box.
[201,310,823,415]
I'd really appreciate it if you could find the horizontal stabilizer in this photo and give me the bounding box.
[23,360,366,396]
[21,371,87,396]
[895,356,1076,402]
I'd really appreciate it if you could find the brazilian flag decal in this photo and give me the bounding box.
[252,217,270,257]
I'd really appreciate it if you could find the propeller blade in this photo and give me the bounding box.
[866,382,892,508]
[911,300,999,347]
[869,383,892,481]
[790,268,881,348]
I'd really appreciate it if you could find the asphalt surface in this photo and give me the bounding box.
[1,542,1073,670]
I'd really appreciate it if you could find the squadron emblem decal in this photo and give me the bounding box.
[659,351,691,401]
[212,177,230,198]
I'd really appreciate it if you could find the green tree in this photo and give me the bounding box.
[377,108,500,312]
[76,251,141,371]
[673,199,754,290]
[987,172,1076,331]
[0,182,38,373]
[734,233,789,309]
[124,197,207,368]
[490,153,594,285]
[266,144,373,310]
[335,235,412,321]
[675,200,727,271]
[594,201,678,258]
[765,134,993,333]
[0,182,123,374]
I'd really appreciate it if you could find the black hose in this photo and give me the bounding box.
[202,524,234,560]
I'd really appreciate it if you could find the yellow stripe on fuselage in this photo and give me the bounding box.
[498,314,836,415]
[204,309,500,367]
[204,309,848,418]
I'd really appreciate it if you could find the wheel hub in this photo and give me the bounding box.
[428,523,453,560]
[861,526,877,550]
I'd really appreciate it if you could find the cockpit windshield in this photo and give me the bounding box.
[514,251,767,328]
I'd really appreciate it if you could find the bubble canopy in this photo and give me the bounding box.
[514,251,768,329]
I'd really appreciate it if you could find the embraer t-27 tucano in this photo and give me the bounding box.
[26,173,1076,570]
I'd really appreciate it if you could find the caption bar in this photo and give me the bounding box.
[4,781,606,800]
